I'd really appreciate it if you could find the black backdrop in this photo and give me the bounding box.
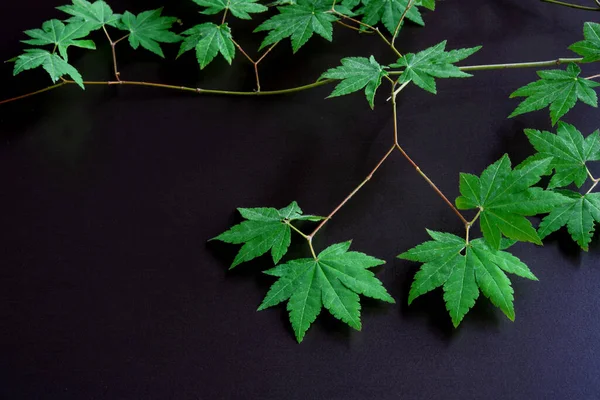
[1,0,599,399]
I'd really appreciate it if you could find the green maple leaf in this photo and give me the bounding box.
[389,40,481,94]
[13,49,84,89]
[212,201,323,268]
[360,0,432,36]
[259,241,394,342]
[569,22,600,63]
[178,23,235,69]
[509,63,600,125]
[192,0,268,20]
[254,0,338,53]
[117,8,182,58]
[538,190,600,251]
[320,56,388,108]
[57,0,121,30]
[399,230,537,327]
[455,154,569,250]
[525,122,600,189]
[22,20,96,61]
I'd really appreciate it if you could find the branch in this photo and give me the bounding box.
[540,0,600,10]
[391,0,414,48]
[0,82,67,105]
[308,144,397,240]
[390,87,469,226]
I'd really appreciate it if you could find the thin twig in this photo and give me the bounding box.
[309,144,397,239]
[0,82,67,105]
[103,26,121,81]
[586,73,600,80]
[391,0,414,49]
[330,10,402,58]
[540,0,600,10]
[390,85,469,226]
[231,39,255,64]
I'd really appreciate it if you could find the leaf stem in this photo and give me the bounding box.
[465,208,482,244]
[585,73,600,79]
[286,220,310,239]
[103,25,121,81]
[539,0,600,10]
[391,0,414,49]
[308,144,396,239]
[330,10,402,58]
[586,167,600,194]
[390,85,469,226]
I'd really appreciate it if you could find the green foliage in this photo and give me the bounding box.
[389,40,481,94]
[116,8,181,58]
[525,122,600,189]
[178,23,235,68]
[13,49,84,88]
[260,241,394,342]
[399,230,537,327]
[254,0,338,52]
[456,155,568,250]
[212,202,322,268]
[509,63,600,125]
[538,190,600,251]
[192,0,268,19]
[569,22,600,63]
[22,20,95,61]
[320,56,388,108]
[360,0,434,36]
[57,0,121,30]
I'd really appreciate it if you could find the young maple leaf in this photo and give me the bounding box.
[509,63,600,125]
[178,23,235,69]
[192,0,268,20]
[525,122,600,189]
[389,40,481,94]
[13,49,84,88]
[455,154,569,250]
[117,8,182,58]
[320,56,388,109]
[538,190,600,251]
[22,20,96,61]
[399,230,537,327]
[259,241,394,342]
[253,0,338,53]
[212,201,323,268]
[57,0,121,30]
[360,0,433,36]
[569,22,600,63]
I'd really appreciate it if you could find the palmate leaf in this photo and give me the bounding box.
[117,8,182,58]
[178,23,235,69]
[455,154,569,250]
[260,241,394,342]
[509,63,600,125]
[212,201,323,268]
[57,0,121,30]
[22,20,96,61]
[389,40,481,94]
[538,190,600,251]
[13,49,84,89]
[569,22,600,63]
[399,230,537,327]
[525,122,600,189]
[254,0,338,53]
[360,0,435,36]
[192,0,268,20]
[320,56,388,108]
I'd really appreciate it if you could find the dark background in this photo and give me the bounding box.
[1,0,599,399]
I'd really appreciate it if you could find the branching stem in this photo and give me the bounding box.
[230,40,277,91]
[102,26,124,81]
[330,10,402,58]
[465,208,482,245]
[540,0,600,10]
[586,167,600,194]
[391,0,414,49]
[308,144,397,240]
